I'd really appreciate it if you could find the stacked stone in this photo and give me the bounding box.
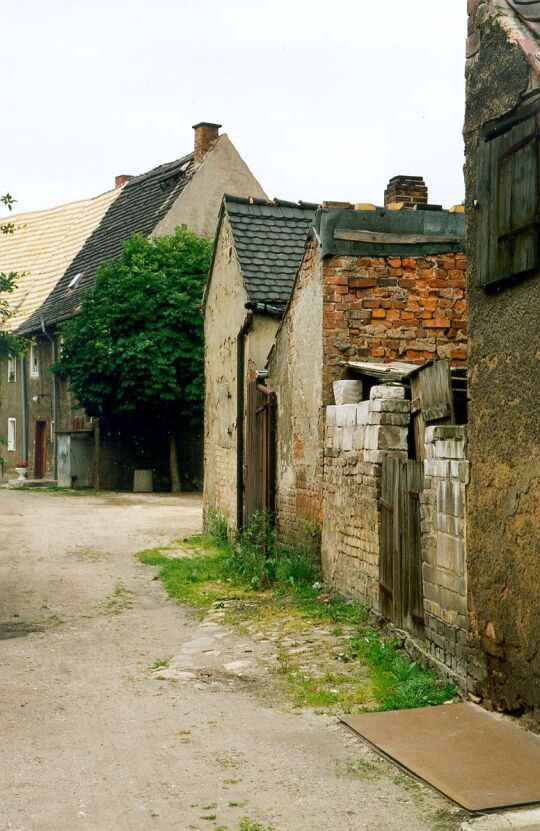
[321,384,409,605]
[421,425,469,683]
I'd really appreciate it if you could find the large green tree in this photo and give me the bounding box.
[0,192,24,358]
[54,227,212,490]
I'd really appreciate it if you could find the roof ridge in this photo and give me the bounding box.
[224,193,318,210]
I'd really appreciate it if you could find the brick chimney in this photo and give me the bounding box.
[115,174,133,188]
[192,122,222,163]
[384,175,428,209]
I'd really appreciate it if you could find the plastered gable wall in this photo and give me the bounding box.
[203,216,279,526]
[465,3,540,717]
[153,136,267,241]
[267,240,324,542]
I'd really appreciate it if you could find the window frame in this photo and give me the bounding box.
[7,356,16,383]
[7,418,16,452]
[29,342,39,378]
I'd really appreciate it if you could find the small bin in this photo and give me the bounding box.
[133,469,153,493]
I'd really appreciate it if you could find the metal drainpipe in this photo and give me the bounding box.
[40,316,58,479]
[236,312,253,531]
[20,353,28,461]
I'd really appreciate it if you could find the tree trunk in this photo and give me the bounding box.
[170,434,181,493]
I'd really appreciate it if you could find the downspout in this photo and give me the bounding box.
[236,312,253,531]
[20,352,28,462]
[40,316,58,479]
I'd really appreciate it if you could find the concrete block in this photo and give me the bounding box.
[364,449,384,464]
[436,532,465,573]
[369,384,406,400]
[356,400,371,425]
[437,479,465,518]
[352,426,365,450]
[336,404,358,427]
[342,426,354,451]
[450,460,470,483]
[134,469,153,493]
[424,459,451,478]
[326,405,337,426]
[369,398,410,414]
[435,512,465,537]
[364,425,379,450]
[378,425,408,451]
[333,379,363,405]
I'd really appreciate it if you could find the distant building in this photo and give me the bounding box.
[0,123,266,488]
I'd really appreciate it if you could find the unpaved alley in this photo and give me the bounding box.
[0,489,461,831]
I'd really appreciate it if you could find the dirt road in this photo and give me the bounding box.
[0,489,460,831]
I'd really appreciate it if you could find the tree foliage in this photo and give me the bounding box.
[0,192,25,358]
[54,227,212,431]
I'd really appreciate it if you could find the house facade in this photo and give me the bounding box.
[465,0,540,720]
[0,123,266,487]
[203,195,317,528]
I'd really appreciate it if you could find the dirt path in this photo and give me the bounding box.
[0,489,461,831]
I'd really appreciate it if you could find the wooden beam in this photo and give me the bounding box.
[334,229,460,244]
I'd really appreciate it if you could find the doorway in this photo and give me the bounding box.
[34,420,47,479]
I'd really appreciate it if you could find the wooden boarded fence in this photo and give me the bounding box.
[379,456,425,638]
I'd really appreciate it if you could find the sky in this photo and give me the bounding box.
[1,0,467,217]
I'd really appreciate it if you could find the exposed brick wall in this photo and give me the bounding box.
[321,251,467,405]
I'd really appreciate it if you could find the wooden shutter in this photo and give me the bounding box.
[476,113,540,286]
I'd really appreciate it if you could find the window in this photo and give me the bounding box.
[30,343,39,378]
[476,105,540,287]
[7,356,16,383]
[7,418,16,452]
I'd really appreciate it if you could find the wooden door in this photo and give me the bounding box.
[34,420,47,479]
[379,456,425,638]
[244,380,276,527]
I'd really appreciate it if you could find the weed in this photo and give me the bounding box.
[336,756,382,781]
[151,657,171,669]
[431,807,468,830]
[239,820,275,831]
[350,629,456,710]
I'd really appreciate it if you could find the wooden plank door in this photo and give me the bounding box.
[379,457,425,638]
[244,381,276,528]
[410,360,455,460]
[34,420,47,479]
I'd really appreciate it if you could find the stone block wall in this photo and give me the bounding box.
[421,425,469,681]
[321,388,470,686]
[321,252,467,406]
[321,385,409,606]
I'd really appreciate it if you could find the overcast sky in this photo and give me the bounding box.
[2,1,467,217]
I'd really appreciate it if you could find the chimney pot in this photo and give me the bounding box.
[192,121,222,163]
[384,175,428,209]
[115,174,133,189]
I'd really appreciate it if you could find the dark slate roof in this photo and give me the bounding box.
[18,153,195,334]
[224,195,318,307]
[507,0,540,39]
[316,205,465,259]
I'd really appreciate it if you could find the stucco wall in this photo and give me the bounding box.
[152,135,267,241]
[267,240,324,542]
[465,3,540,717]
[203,216,278,526]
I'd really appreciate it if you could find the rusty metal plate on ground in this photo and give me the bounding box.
[341,703,540,811]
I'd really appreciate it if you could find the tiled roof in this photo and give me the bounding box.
[0,189,119,332]
[17,152,196,333]
[224,195,318,307]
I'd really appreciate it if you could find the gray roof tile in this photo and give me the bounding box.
[223,195,318,307]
